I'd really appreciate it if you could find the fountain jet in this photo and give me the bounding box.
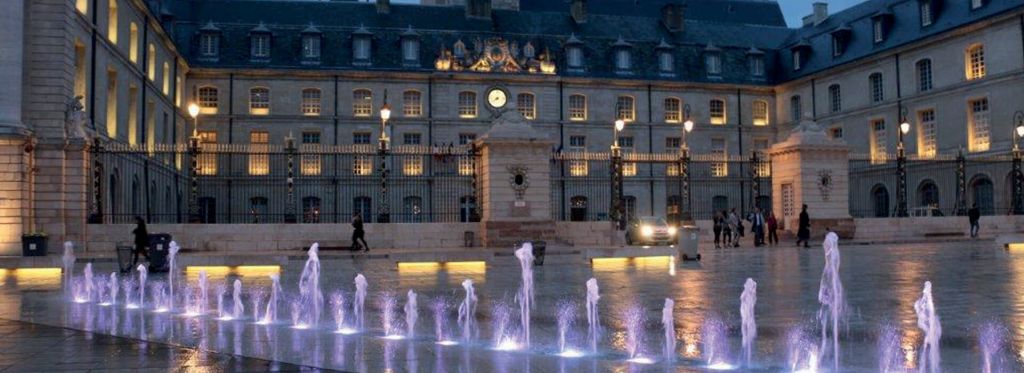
[662,298,676,363]
[817,232,846,372]
[914,281,941,373]
[740,278,758,367]
[585,278,601,353]
[514,242,535,347]
[457,279,477,342]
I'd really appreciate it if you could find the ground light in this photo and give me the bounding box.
[335,327,358,335]
[397,261,486,273]
[707,362,738,370]
[626,356,655,364]
[555,349,585,358]
[436,340,459,346]
[494,339,520,351]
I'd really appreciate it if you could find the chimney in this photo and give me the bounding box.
[466,0,492,19]
[812,2,829,25]
[660,3,685,33]
[571,0,587,24]
[376,0,390,14]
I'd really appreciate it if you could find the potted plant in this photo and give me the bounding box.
[22,231,48,257]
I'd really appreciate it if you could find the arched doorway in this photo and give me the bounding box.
[917,180,940,215]
[871,184,889,217]
[570,196,588,221]
[970,175,994,215]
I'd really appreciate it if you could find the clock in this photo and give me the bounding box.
[487,88,508,109]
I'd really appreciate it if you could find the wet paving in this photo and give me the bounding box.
[0,239,1022,372]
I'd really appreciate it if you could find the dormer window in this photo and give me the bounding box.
[565,34,584,72]
[656,39,674,76]
[792,50,803,71]
[871,9,893,44]
[747,48,765,78]
[704,43,721,78]
[352,24,373,66]
[198,22,220,60]
[453,40,466,59]
[401,26,420,67]
[249,23,271,61]
[972,0,986,10]
[523,42,536,59]
[612,36,632,74]
[301,24,322,62]
[791,40,810,71]
[920,1,934,27]
[831,24,851,57]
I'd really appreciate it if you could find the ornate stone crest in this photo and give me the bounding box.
[507,165,530,200]
[818,169,833,201]
[435,37,555,75]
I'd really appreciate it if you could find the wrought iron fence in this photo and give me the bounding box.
[91,141,478,224]
[848,153,1020,218]
[550,151,772,224]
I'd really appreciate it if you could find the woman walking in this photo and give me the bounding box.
[131,216,151,267]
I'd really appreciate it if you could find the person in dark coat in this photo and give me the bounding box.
[968,203,981,238]
[351,212,369,252]
[721,209,732,247]
[712,211,724,249]
[796,204,810,248]
[766,211,779,246]
[131,216,151,267]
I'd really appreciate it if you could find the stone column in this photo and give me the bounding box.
[768,119,854,239]
[0,0,29,255]
[476,111,555,248]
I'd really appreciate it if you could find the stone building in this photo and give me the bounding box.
[3,0,1024,252]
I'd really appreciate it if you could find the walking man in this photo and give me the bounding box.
[766,211,779,246]
[796,204,810,248]
[968,203,981,238]
[749,207,765,247]
[351,212,369,252]
[131,216,151,268]
[728,208,741,248]
[713,211,724,249]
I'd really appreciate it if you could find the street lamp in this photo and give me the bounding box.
[613,119,625,151]
[896,107,910,217]
[680,104,694,224]
[611,118,626,230]
[377,90,391,223]
[186,103,202,223]
[379,90,391,152]
[1013,111,1024,214]
[681,104,694,155]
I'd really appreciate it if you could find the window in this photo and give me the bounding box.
[567,46,583,69]
[920,1,933,26]
[76,0,87,14]
[353,132,373,175]
[659,51,674,73]
[129,23,138,63]
[403,133,422,145]
[972,0,985,10]
[616,96,635,122]
[793,50,802,71]
[147,44,155,80]
[969,98,990,152]
[197,86,218,113]
[870,73,884,103]
[830,127,844,139]
[918,181,940,208]
[301,131,321,175]
[664,98,681,123]
[710,99,726,125]
[353,89,372,117]
[568,135,588,176]
[162,62,170,95]
[353,197,372,223]
[618,136,636,176]
[353,132,372,144]
[829,84,842,113]
[458,134,475,175]
[403,90,422,117]
[458,91,477,118]
[871,119,887,164]
[249,197,268,223]
[873,19,885,43]
[402,38,419,64]
[200,33,218,57]
[752,100,769,126]
[354,37,371,62]
[251,34,270,58]
[918,109,937,158]
[705,53,721,76]
[127,85,137,143]
[107,0,118,43]
[665,137,681,149]
[749,56,765,77]
[300,88,321,116]
[175,75,182,107]
[302,197,322,223]
[790,95,802,122]
[403,153,423,176]
[615,49,631,71]
[569,94,587,121]
[711,138,727,177]
[302,35,321,59]
[106,70,117,139]
[197,131,218,175]
[458,133,476,145]
[966,44,986,80]
[832,35,844,56]
[917,59,933,92]
[75,42,87,104]
[517,93,536,120]
[249,87,270,115]
[569,196,588,221]
[248,131,269,175]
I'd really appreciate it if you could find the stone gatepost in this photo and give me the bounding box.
[475,111,556,248]
[768,119,854,239]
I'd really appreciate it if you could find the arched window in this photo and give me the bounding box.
[353,196,372,223]
[197,86,218,113]
[301,88,321,116]
[517,93,536,120]
[570,196,588,221]
[249,196,268,223]
[616,96,635,122]
[966,44,986,80]
[970,176,994,215]
[302,196,322,223]
[664,97,681,123]
[871,184,890,217]
[107,0,118,43]
[249,87,270,115]
[917,180,940,210]
[352,89,372,117]
[403,196,423,222]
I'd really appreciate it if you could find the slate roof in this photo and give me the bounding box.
[159,0,1024,85]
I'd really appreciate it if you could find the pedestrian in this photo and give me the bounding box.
[712,211,723,249]
[351,212,369,252]
[721,210,732,247]
[796,204,810,248]
[766,211,779,246]
[131,216,151,268]
[749,207,765,247]
[968,203,981,238]
[728,208,741,248]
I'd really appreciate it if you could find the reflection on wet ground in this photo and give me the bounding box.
[1,240,1023,372]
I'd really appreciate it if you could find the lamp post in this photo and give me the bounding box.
[680,104,694,224]
[377,90,392,223]
[895,108,910,217]
[1013,111,1024,214]
[187,103,202,223]
[611,119,625,230]
[284,132,297,223]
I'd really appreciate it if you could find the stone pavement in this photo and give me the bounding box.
[0,318,342,372]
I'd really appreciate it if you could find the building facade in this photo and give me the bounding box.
[3,0,1024,251]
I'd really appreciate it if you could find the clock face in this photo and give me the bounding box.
[487,88,507,109]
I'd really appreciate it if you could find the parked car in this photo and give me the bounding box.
[625,216,677,246]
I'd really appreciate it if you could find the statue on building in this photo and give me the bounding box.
[65,95,91,140]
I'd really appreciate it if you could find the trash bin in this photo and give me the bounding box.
[148,234,172,272]
[677,225,701,261]
[531,241,546,266]
[116,245,134,274]
[464,231,474,248]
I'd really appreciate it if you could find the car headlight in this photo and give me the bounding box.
[667,226,677,236]
[641,226,654,237]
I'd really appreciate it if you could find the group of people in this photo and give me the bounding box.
[711,204,811,249]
